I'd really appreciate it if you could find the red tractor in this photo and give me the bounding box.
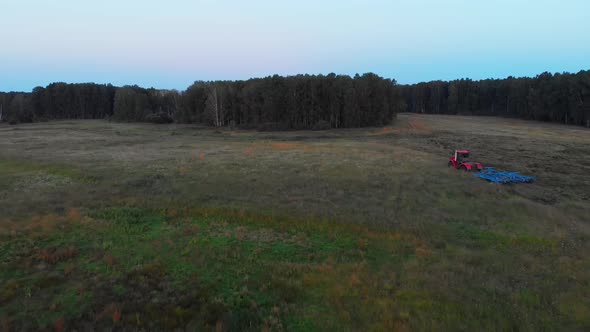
[448,150,483,171]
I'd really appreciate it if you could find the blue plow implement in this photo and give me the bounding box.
[474,167,536,184]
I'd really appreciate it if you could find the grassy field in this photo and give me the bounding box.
[0,113,589,331]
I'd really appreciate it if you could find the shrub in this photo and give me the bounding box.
[312,120,331,130]
[256,122,290,131]
[145,112,174,124]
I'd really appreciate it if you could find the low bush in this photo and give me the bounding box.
[312,120,331,130]
[145,112,174,124]
[256,122,291,132]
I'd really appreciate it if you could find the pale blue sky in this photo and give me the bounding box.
[1,0,589,91]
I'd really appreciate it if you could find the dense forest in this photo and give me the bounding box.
[0,74,400,129]
[1,71,589,128]
[401,70,590,127]
[0,83,117,123]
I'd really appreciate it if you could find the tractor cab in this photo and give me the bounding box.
[455,150,470,162]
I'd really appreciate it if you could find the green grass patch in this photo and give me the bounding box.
[2,206,581,330]
[0,207,414,330]
[0,159,97,183]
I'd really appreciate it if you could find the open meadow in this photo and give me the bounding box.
[1,113,589,331]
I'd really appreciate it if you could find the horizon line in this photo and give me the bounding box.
[3,68,589,93]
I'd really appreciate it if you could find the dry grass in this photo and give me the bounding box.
[0,114,589,330]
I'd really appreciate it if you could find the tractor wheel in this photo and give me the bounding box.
[461,165,469,172]
[447,161,453,168]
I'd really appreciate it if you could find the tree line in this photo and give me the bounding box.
[176,73,401,129]
[400,70,590,127]
[1,71,589,128]
[0,74,401,129]
[0,83,117,123]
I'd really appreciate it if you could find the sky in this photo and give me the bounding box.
[1,0,589,91]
